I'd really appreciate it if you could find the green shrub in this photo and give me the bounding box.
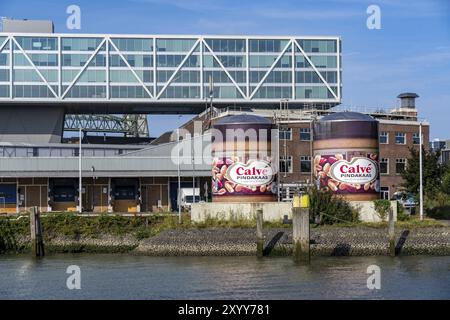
[309,187,358,225]
[373,199,391,221]
[0,219,17,253]
[427,206,450,220]
[397,207,411,221]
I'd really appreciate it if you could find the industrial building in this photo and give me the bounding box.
[0,19,428,214]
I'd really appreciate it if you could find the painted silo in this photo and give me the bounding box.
[313,112,380,201]
[211,114,277,202]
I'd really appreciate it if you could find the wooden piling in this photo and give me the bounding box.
[29,207,37,257]
[256,209,264,258]
[30,206,45,257]
[293,207,310,263]
[388,207,395,257]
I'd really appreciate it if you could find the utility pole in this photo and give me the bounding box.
[177,128,181,223]
[419,122,424,221]
[78,128,83,213]
[191,133,195,207]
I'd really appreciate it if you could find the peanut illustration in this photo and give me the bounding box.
[327,156,338,164]
[225,181,235,193]
[314,155,321,166]
[323,163,331,175]
[339,183,348,191]
[328,179,338,192]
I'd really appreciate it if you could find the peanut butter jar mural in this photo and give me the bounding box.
[313,112,380,201]
[211,114,277,202]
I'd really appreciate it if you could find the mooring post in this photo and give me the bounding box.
[256,209,264,258]
[29,207,37,257]
[388,207,395,257]
[30,206,44,257]
[292,194,310,263]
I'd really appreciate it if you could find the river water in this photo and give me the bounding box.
[0,254,448,299]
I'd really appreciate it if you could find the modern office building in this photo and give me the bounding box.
[0,32,342,143]
[0,23,429,214]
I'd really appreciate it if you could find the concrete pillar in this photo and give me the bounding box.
[0,105,65,143]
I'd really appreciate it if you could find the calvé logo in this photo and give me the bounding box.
[330,157,378,185]
[226,160,274,186]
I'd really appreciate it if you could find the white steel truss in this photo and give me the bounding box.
[12,37,58,98]
[202,39,247,99]
[249,39,293,99]
[109,38,154,98]
[293,40,338,100]
[156,38,201,99]
[0,33,341,106]
[61,38,107,99]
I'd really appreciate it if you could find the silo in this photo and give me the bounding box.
[313,112,380,201]
[211,114,277,202]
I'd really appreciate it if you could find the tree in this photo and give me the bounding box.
[441,166,450,196]
[401,146,444,200]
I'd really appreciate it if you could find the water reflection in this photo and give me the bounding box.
[0,255,448,299]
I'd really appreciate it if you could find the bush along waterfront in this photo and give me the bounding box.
[401,146,450,220]
[308,187,359,225]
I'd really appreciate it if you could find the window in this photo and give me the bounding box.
[279,156,293,174]
[413,133,420,145]
[380,158,389,175]
[380,187,389,200]
[300,128,311,141]
[395,132,406,145]
[396,158,406,174]
[279,128,292,140]
[380,132,389,144]
[300,156,312,173]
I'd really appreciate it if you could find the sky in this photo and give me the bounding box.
[1,0,450,139]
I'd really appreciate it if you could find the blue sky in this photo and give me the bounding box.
[1,0,449,139]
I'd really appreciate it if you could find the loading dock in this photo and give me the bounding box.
[82,177,109,213]
[18,178,48,213]
[0,181,17,214]
[49,178,78,212]
[111,178,140,213]
[140,177,170,212]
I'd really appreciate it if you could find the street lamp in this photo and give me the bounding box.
[177,128,181,223]
[419,122,424,221]
[91,166,96,212]
[78,128,83,213]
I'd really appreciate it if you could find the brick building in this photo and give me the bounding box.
[196,93,429,201]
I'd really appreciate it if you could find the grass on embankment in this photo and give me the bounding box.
[0,212,447,254]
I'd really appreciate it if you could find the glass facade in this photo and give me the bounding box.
[0,34,341,104]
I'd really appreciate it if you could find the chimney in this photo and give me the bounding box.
[397,92,419,109]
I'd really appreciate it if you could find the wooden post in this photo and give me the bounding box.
[256,209,264,258]
[293,207,310,263]
[29,207,37,257]
[30,206,45,257]
[388,207,395,257]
